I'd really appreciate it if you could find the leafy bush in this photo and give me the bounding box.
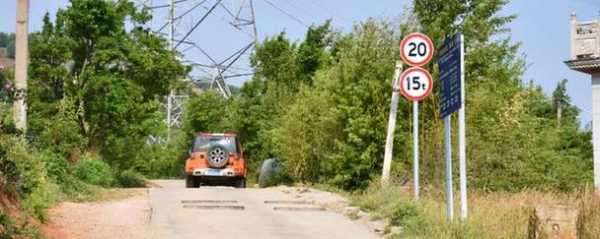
[36,98,88,157]
[21,182,60,222]
[272,86,337,183]
[132,143,184,178]
[389,200,425,227]
[39,149,99,201]
[0,209,41,238]
[117,169,146,188]
[57,174,97,201]
[39,150,69,184]
[0,209,20,238]
[73,154,114,187]
[0,136,48,199]
[0,135,59,222]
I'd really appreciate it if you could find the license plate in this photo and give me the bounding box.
[205,169,222,176]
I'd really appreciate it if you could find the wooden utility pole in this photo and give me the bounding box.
[13,0,29,132]
[381,62,402,185]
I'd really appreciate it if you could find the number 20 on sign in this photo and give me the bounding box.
[400,32,435,67]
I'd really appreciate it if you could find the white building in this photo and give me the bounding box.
[565,13,600,191]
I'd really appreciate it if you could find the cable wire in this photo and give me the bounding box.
[261,0,309,28]
[146,0,190,9]
[174,0,223,49]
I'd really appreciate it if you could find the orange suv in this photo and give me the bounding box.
[184,132,247,188]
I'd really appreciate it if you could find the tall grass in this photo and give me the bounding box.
[351,183,600,239]
[578,191,600,238]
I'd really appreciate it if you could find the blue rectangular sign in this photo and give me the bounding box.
[438,33,462,118]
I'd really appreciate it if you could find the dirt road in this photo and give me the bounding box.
[46,180,381,239]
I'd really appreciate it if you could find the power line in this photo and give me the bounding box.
[261,0,309,28]
[279,0,319,21]
[156,0,207,32]
[303,0,351,23]
[146,0,190,9]
[174,0,223,49]
[175,1,256,39]
[219,2,237,19]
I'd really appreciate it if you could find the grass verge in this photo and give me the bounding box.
[351,183,600,239]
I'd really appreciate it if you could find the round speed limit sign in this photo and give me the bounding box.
[400,33,434,66]
[398,67,433,101]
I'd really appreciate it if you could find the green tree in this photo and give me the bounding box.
[412,0,593,190]
[28,0,188,168]
[552,79,578,127]
[268,21,408,189]
[271,85,338,182]
[295,20,332,85]
[183,90,233,133]
[254,0,593,191]
[0,33,15,58]
[234,22,334,174]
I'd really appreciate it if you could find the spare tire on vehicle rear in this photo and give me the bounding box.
[207,144,229,168]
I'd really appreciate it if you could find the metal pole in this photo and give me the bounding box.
[444,115,454,220]
[169,0,174,50]
[381,62,403,185]
[413,101,419,200]
[249,0,259,44]
[458,33,468,220]
[593,73,600,192]
[13,0,29,133]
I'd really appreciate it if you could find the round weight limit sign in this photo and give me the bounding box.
[400,33,435,66]
[399,67,433,101]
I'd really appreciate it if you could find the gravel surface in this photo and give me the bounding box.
[44,181,381,239]
[44,189,152,239]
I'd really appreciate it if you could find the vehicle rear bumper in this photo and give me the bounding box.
[187,175,245,186]
[190,168,239,177]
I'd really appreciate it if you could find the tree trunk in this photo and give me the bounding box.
[557,103,562,128]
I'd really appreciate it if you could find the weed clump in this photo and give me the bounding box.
[577,191,600,239]
[73,154,115,187]
[117,169,146,188]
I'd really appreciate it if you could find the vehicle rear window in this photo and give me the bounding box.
[192,135,237,153]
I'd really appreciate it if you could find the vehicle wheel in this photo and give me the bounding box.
[235,178,246,188]
[186,175,199,188]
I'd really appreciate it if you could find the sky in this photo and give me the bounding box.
[0,0,599,124]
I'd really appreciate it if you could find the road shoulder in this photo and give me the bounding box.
[42,189,151,239]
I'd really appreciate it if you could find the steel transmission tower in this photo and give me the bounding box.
[136,0,258,140]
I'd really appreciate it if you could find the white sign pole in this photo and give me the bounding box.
[458,34,468,220]
[382,62,403,185]
[398,32,433,193]
[444,116,454,220]
[413,101,420,200]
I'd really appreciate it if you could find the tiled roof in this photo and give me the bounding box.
[564,57,600,74]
